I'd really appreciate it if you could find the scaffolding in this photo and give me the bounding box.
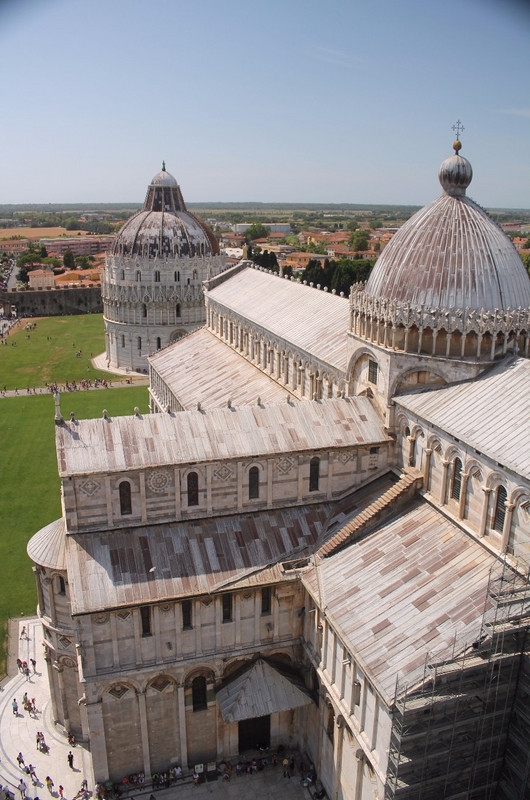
[385,556,530,800]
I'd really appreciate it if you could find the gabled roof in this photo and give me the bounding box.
[149,328,295,409]
[395,356,530,480]
[216,659,312,722]
[206,267,349,371]
[302,501,496,703]
[55,397,389,477]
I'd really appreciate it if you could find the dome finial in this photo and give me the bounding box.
[162,160,166,172]
[451,120,464,154]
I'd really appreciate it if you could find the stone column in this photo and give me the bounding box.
[86,700,109,781]
[54,662,69,730]
[177,685,188,768]
[458,471,470,519]
[479,487,492,537]
[500,502,516,552]
[440,459,450,505]
[423,448,432,488]
[332,717,345,800]
[137,691,151,778]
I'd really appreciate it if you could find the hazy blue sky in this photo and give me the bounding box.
[0,0,528,207]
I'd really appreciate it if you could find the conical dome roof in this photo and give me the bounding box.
[112,163,219,259]
[365,143,530,312]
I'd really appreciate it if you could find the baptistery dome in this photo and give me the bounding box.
[112,163,219,260]
[365,143,530,311]
[102,162,225,372]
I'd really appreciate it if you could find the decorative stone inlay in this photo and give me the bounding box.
[58,636,72,649]
[79,478,101,497]
[160,603,172,613]
[116,610,131,621]
[276,456,296,475]
[213,464,234,482]
[201,598,213,606]
[94,613,110,625]
[146,469,171,494]
[61,657,76,669]
[109,684,129,700]
[337,451,356,463]
[151,676,171,693]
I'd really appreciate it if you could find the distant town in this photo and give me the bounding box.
[1,202,529,316]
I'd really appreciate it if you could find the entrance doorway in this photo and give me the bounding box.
[238,714,270,752]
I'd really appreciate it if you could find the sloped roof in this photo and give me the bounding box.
[63,502,333,615]
[206,267,350,371]
[26,517,66,570]
[55,397,389,477]
[217,659,312,722]
[302,501,495,703]
[149,328,295,409]
[395,356,530,480]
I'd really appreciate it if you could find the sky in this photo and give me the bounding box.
[0,0,528,208]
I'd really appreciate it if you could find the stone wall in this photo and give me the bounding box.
[1,286,102,317]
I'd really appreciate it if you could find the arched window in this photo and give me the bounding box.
[450,458,462,501]
[309,457,320,492]
[119,481,132,515]
[192,676,207,711]
[142,303,147,318]
[493,486,507,532]
[137,336,142,351]
[154,271,160,283]
[121,335,125,348]
[187,472,199,506]
[156,337,161,350]
[176,303,181,318]
[57,576,66,595]
[249,466,259,499]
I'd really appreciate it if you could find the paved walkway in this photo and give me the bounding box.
[0,618,313,800]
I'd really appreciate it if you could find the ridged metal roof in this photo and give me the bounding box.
[395,356,530,480]
[26,517,66,570]
[149,328,296,408]
[366,153,530,311]
[208,268,350,371]
[304,501,495,702]
[55,397,389,477]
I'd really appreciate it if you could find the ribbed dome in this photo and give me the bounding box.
[365,148,530,312]
[112,164,219,259]
[27,517,66,570]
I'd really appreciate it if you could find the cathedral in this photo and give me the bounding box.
[101,163,225,372]
[28,140,530,800]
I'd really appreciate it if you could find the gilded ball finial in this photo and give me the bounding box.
[453,139,462,153]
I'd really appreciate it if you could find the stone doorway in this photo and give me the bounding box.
[238,714,270,752]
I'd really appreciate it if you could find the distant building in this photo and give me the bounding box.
[101,163,225,372]
[27,268,55,290]
[0,239,30,254]
[40,236,114,257]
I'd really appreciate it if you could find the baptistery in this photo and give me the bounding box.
[102,163,225,371]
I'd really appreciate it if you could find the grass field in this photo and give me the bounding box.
[0,226,88,240]
[0,314,144,390]
[0,313,150,676]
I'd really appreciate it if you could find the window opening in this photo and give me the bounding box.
[192,676,207,711]
[368,359,378,384]
[249,466,260,499]
[309,457,320,492]
[261,587,271,615]
[493,486,507,532]
[451,457,462,501]
[140,606,151,637]
[119,481,132,515]
[187,472,199,506]
[222,594,232,622]
[182,599,192,629]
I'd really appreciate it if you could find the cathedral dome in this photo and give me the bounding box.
[112,163,219,259]
[365,144,530,312]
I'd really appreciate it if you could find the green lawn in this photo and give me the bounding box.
[0,314,143,390]
[0,314,151,676]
